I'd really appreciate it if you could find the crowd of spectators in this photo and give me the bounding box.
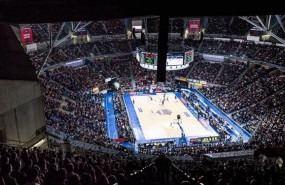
[227,17,250,36]
[36,55,141,153]
[200,65,267,99]
[206,16,249,37]
[270,49,285,66]
[140,141,253,158]
[183,92,231,141]
[213,72,284,113]
[175,57,201,78]
[0,143,154,185]
[184,39,201,51]
[215,63,247,85]
[112,40,132,53]
[231,88,285,135]
[216,40,240,55]
[253,45,283,62]
[109,57,133,89]
[235,42,261,58]
[200,65,285,144]
[29,40,137,72]
[173,153,285,185]
[31,20,126,44]
[113,93,135,143]
[147,17,160,33]
[169,18,184,33]
[188,61,222,82]
[105,19,126,35]
[40,63,117,149]
[205,17,229,35]
[168,38,183,45]
[129,39,144,51]
[196,39,285,68]
[1,141,284,185]
[199,39,221,54]
[95,41,115,55]
[31,23,67,43]
[87,21,107,35]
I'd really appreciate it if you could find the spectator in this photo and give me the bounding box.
[155,154,172,185]
[2,164,18,185]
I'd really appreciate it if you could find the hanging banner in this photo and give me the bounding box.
[189,19,200,33]
[20,28,33,43]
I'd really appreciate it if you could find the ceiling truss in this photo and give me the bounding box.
[239,16,285,44]
[37,21,92,76]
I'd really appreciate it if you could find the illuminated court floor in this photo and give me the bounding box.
[126,93,219,142]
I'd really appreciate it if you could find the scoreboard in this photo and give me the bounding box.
[184,51,193,63]
[139,52,158,65]
[145,53,154,64]
[136,45,194,70]
[167,53,184,65]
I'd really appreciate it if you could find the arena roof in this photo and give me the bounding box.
[0,0,285,23]
[1,0,285,81]
[0,22,37,80]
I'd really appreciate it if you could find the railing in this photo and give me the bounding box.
[172,163,192,184]
[171,155,193,161]
[0,141,25,148]
[203,149,254,160]
[128,162,155,185]
[129,163,154,176]
[46,125,122,154]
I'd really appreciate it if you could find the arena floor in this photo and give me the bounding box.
[124,92,219,143]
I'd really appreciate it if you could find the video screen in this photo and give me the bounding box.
[167,53,184,65]
[145,53,154,64]
[184,51,193,63]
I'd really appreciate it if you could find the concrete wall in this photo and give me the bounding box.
[0,80,45,145]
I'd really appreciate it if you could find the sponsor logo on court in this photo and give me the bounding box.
[156,109,172,115]
[184,112,190,117]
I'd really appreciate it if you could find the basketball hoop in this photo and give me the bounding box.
[177,114,181,120]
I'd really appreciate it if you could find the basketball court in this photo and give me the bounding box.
[124,92,219,143]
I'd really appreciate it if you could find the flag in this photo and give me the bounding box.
[115,138,125,142]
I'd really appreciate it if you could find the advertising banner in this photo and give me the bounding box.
[190,136,220,144]
[20,28,33,43]
[203,54,224,62]
[167,53,184,65]
[115,138,125,142]
[189,19,200,33]
[26,43,37,52]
